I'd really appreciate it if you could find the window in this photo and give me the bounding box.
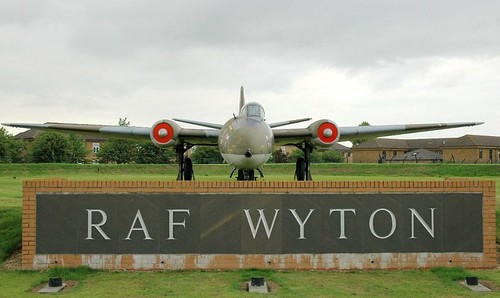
[248,105,264,118]
[479,149,483,159]
[393,151,397,157]
[93,143,100,154]
[242,103,265,119]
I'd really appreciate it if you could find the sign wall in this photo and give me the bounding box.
[22,180,496,270]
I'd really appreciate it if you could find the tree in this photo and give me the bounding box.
[118,117,130,127]
[29,132,70,163]
[288,148,322,163]
[67,134,89,163]
[0,128,25,163]
[351,121,371,146]
[270,148,290,163]
[288,148,344,163]
[135,142,175,164]
[97,138,136,164]
[191,146,224,164]
[96,118,136,164]
[321,150,344,163]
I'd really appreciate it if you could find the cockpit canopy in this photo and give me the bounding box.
[240,102,265,119]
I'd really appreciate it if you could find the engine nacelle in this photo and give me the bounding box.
[150,119,181,147]
[308,119,340,147]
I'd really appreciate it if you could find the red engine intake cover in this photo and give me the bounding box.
[150,120,179,146]
[317,122,339,144]
[308,119,340,147]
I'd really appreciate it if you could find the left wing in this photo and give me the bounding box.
[1,121,220,146]
[273,120,484,147]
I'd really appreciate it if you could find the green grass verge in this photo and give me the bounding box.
[0,267,499,297]
[0,208,21,262]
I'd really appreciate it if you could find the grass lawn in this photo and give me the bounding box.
[0,163,499,297]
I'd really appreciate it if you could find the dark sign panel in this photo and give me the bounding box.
[36,193,483,254]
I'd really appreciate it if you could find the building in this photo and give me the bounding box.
[351,135,500,164]
[441,135,500,164]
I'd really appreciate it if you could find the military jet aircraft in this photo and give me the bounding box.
[2,87,483,181]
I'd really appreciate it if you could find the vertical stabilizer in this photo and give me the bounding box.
[239,86,245,112]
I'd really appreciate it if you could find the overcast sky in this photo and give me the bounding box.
[1,0,498,143]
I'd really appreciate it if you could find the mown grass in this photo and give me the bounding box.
[0,267,499,297]
[0,163,499,297]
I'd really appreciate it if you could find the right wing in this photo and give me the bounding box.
[337,122,485,141]
[273,121,484,147]
[1,121,220,146]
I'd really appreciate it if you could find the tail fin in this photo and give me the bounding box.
[239,86,245,112]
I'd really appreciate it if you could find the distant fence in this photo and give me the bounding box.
[22,180,496,270]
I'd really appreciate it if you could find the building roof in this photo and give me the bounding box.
[14,129,107,142]
[352,135,500,150]
[329,143,351,152]
[13,129,41,140]
[392,148,442,162]
[440,135,500,147]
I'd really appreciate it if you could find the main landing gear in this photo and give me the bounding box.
[294,143,313,181]
[175,144,195,181]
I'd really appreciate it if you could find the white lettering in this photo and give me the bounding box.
[369,208,396,239]
[167,209,190,240]
[409,208,436,238]
[289,209,315,239]
[125,210,153,240]
[330,209,356,239]
[86,209,110,240]
[243,209,280,239]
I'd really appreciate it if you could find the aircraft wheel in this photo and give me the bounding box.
[184,158,193,181]
[295,157,306,181]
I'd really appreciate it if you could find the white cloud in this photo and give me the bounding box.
[1,1,499,139]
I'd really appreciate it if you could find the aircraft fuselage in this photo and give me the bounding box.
[219,108,273,170]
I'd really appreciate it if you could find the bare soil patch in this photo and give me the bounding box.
[1,247,21,270]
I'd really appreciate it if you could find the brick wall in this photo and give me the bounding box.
[444,148,500,164]
[22,180,496,270]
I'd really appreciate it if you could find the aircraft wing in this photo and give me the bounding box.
[273,121,484,146]
[1,122,220,146]
[336,122,484,141]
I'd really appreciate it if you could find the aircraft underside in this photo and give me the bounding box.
[173,142,315,182]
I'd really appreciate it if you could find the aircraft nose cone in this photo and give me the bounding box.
[245,149,252,158]
[158,128,168,138]
[323,128,333,138]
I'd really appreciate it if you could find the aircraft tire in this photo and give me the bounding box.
[295,157,306,181]
[184,158,193,181]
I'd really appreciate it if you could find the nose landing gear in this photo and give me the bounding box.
[237,169,255,181]
[230,168,264,181]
